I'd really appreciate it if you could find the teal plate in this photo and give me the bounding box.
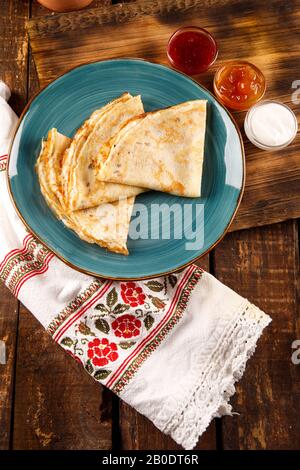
[8,59,245,280]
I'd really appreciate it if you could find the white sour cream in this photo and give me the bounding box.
[244,101,298,150]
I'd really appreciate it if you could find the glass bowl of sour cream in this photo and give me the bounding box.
[244,100,298,150]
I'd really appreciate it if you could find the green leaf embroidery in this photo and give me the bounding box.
[95,303,108,313]
[149,296,166,309]
[61,337,73,347]
[94,369,111,380]
[95,318,110,334]
[168,274,178,288]
[85,359,94,374]
[119,342,136,349]
[144,314,155,330]
[145,280,164,292]
[113,303,130,315]
[107,287,118,307]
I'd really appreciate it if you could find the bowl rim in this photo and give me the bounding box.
[6,57,246,280]
[244,99,298,150]
[167,26,218,74]
[213,59,266,111]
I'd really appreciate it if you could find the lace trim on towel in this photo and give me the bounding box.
[163,300,271,450]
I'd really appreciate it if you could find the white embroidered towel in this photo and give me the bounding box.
[0,83,271,450]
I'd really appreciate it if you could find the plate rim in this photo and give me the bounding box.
[6,57,246,280]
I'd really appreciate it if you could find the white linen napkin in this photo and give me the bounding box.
[0,82,271,450]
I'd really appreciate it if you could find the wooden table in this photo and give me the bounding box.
[0,0,299,451]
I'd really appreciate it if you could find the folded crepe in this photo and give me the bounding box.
[96,100,207,197]
[61,93,145,211]
[36,129,134,255]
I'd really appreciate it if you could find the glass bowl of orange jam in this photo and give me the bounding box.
[213,61,266,111]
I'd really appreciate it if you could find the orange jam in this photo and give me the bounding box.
[213,61,266,111]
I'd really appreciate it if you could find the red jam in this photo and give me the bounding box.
[167,27,218,75]
[213,61,266,111]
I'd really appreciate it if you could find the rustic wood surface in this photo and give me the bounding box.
[0,0,29,451]
[0,0,299,451]
[214,221,300,449]
[27,0,300,233]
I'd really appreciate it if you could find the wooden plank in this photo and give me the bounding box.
[195,254,210,273]
[119,402,217,450]
[0,0,30,450]
[12,306,113,449]
[119,254,217,450]
[26,0,300,233]
[214,221,300,449]
[28,0,112,96]
[0,0,30,114]
[0,285,19,450]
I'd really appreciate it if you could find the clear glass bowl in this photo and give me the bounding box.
[244,100,298,150]
[213,60,266,111]
[167,26,218,75]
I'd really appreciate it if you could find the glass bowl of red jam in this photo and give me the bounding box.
[213,61,266,111]
[167,26,218,75]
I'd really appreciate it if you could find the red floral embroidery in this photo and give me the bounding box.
[87,338,118,367]
[121,282,146,307]
[112,314,142,339]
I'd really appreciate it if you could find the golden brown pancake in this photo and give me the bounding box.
[36,129,134,255]
[96,100,207,197]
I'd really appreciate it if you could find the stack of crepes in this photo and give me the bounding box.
[36,93,207,255]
